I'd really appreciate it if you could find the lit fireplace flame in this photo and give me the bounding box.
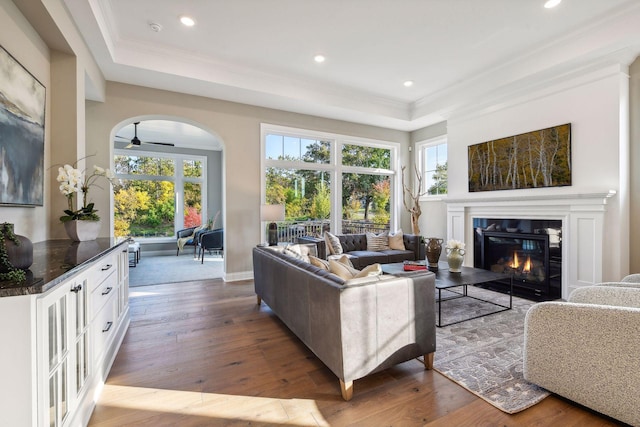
[510,252,532,273]
[510,252,519,269]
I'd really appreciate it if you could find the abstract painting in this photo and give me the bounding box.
[0,44,45,206]
[468,123,571,192]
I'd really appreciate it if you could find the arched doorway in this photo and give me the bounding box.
[110,117,225,284]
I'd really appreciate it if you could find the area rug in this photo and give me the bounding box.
[129,253,223,287]
[432,288,550,414]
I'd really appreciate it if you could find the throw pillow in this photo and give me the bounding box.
[388,229,405,250]
[328,260,383,280]
[328,259,360,280]
[284,243,314,263]
[309,255,330,270]
[324,231,343,255]
[336,254,354,268]
[354,263,382,278]
[366,231,389,251]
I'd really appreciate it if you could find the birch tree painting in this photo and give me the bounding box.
[468,123,571,192]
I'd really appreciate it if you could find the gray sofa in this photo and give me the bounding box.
[523,275,640,426]
[252,245,436,400]
[298,233,422,269]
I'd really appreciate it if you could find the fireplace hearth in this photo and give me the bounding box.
[473,218,561,300]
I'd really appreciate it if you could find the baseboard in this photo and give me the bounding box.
[224,270,253,282]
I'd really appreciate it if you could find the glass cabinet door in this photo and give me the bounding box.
[44,290,70,427]
[73,277,90,394]
[40,275,89,427]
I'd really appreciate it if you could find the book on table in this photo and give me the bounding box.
[403,260,427,271]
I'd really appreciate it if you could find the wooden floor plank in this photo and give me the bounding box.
[89,279,626,426]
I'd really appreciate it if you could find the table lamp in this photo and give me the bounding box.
[261,204,285,246]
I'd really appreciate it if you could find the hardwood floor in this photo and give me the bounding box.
[89,279,625,426]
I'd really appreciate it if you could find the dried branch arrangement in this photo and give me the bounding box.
[401,165,428,235]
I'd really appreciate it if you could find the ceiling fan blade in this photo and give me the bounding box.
[142,141,175,147]
[118,122,175,148]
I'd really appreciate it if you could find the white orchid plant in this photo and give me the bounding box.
[57,162,115,222]
[447,239,466,250]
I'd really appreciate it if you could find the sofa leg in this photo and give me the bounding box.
[423,352,434,370]
[256,295,262,305]
[340,379,353,401]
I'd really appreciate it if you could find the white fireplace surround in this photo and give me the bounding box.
[446,190,617,300]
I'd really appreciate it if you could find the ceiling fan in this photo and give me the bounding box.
[115,122,175,149]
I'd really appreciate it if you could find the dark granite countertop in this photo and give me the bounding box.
[0,238,128,298]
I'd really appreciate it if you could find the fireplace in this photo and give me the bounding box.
[473,218,562,300]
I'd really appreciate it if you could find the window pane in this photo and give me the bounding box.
[266,134,283,160]
[184,182,202,228]
[427,162,448,195]
[301,139,330,164]
[425,146,438,171]
[423,142,448,196]
[437,144,448,165]
[266,134,330,164]
[266,167,331,220]
[183,160,202,178]
[283,136,300,160]
[114,155,174,176]
[342,144,390,169]
[113,179,175,237]
[342,173,390,233]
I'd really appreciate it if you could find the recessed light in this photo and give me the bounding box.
[180,16,196,27]
[403,80,414,87]
[314,54,326,63]
[544,0,561,8]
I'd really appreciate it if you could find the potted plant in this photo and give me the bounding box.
[0,223,29,282]
[57,160,115,241]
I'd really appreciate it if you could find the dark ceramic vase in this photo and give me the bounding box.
[425,237,443,270]
[1,224,33,271]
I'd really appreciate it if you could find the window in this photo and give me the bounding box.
[262,124,398,241]
[113,151,207,238]
[416,136,448,197]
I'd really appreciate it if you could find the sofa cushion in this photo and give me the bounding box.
[388,230,405,250]
[339,234,367,252]
[324,231,343,255]
[382,249,417,264]
[366,231,389,251]
[309,255,330,270]
[347,251,389,269]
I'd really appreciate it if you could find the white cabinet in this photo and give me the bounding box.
[0,242,129,427]
[37,274,88,427]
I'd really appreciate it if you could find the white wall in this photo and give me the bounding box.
[0,1,50,242]
[444,64,631,280]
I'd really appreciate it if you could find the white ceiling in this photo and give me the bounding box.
[64,0,640,147]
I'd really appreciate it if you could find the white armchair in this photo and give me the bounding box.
[523,275,640,426]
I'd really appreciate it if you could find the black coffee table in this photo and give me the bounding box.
[381,261,513,327]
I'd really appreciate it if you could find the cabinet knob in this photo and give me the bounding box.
[101,264,113,271]
[102,287,113,296]
[71,285,82,293]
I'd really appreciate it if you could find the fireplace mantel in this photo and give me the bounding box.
[445,190,617,300]
[445,190,616,206]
